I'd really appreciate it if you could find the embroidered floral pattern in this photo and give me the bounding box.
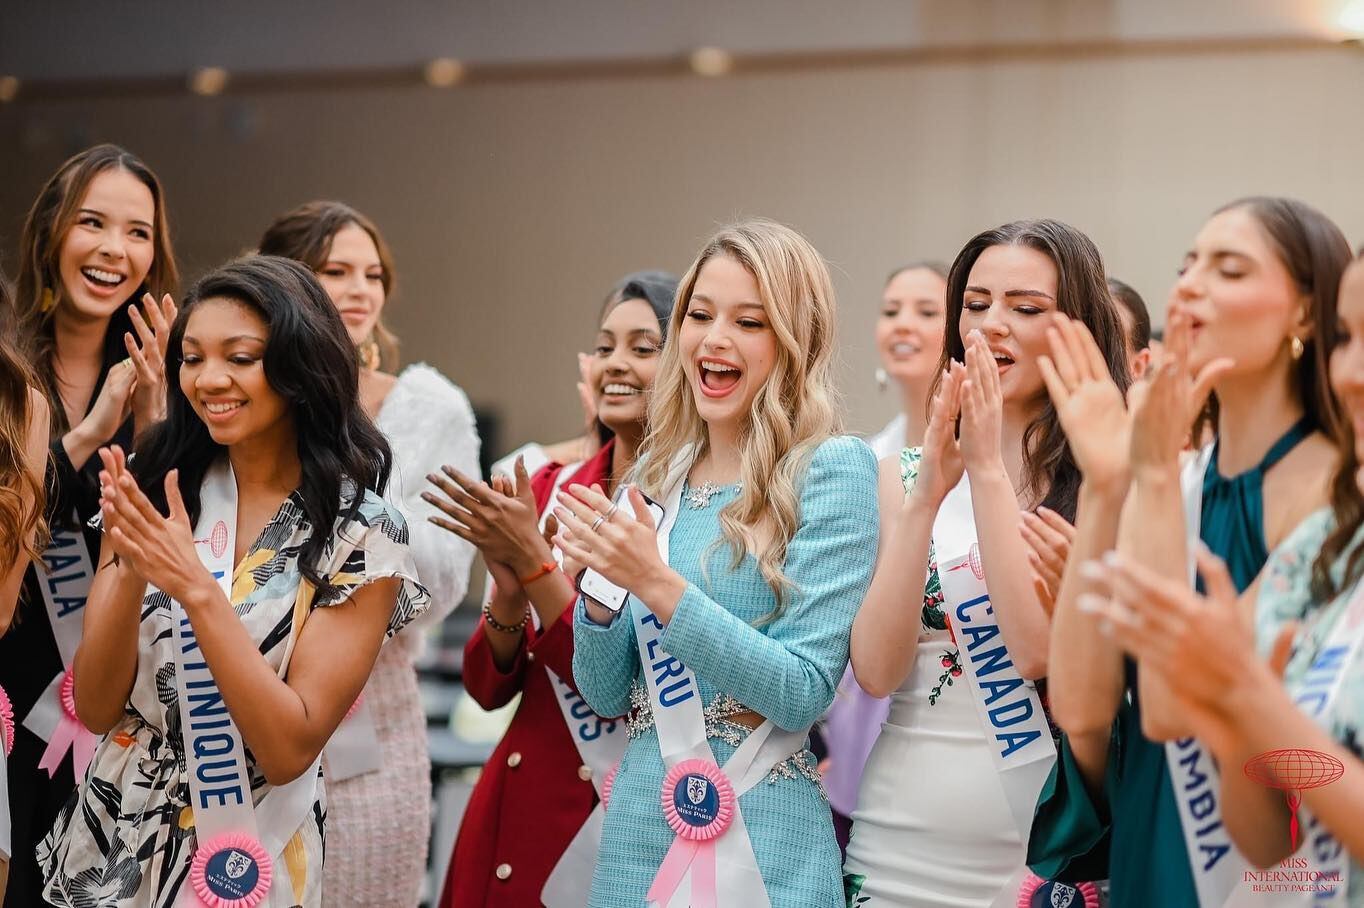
[901,447,960,707]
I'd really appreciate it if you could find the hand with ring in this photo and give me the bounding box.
[552,483,684,614]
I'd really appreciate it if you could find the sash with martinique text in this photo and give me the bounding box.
[169,460,321,908]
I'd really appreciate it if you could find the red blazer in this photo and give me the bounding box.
[439,441,616,908]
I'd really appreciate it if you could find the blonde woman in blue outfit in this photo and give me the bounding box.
[555,220,878,907]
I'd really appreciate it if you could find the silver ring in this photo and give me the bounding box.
[604,503,620,520]
[590,515,606,532]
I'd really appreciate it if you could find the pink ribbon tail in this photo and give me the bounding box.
[72,725,98,779]
[647,838,700,906]
[38,716,77,778]
[691,841,717,908]
[37,715,97,779]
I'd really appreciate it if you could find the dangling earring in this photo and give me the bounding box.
[357,336,381,371]
[875,367,888,391]
[40,287,56,313]
[1290,335,1304,361]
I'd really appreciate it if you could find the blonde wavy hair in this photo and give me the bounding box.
[638,220,841,619]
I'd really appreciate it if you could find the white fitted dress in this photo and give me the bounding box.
[843,448,1024,907]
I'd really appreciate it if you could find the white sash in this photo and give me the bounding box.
[23,512,100,779]
[1272,579,1364,906]
[171,461,323,906]
[322,694,382,782]
[627,448,806,908]
[538,462,629,907]
[1167,445,1253,907]
[931,474,1058,906]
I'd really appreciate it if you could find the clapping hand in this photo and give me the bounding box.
[1022,507,1075,615]
[1039,313,1132,491]
[97,445,213,604]
[1128,310,1232,475]
[1077,545,1294,754]
[908,362,966,508]
[126,293,178,433]
[959,331,1006,477]
[424,457,550,577]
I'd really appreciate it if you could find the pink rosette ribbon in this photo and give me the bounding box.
[190,832,273,908]
[0,683,15,756]
[38,668,98,779]
[646,759,736,908]
[1017,872,1099,908]
[601,761,620,810]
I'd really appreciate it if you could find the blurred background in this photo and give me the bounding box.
[3,1,1363,901]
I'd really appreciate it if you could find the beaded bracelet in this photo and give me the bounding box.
[483,600,531,634]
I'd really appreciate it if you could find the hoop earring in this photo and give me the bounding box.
[358,336,381,371]
[1290,335,1304,361]
[875,367,888,392]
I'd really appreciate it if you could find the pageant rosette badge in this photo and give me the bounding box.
[1017,873,1099,908]
[647,759,736,907]
[190,833,273,908]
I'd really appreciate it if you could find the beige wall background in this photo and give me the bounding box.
[3,43,1362,456]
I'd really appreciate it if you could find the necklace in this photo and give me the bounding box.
[684,479,743,509]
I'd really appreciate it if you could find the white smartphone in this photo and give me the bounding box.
[577,486,665,613]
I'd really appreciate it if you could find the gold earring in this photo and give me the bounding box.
[357,336,381,371]
[40,287,56,313]
[1290,336,1304,361]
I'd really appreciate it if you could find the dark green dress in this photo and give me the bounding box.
[1027,417,1313,907]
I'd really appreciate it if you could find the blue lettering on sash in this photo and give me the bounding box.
[955,591,1042,757]
[41,531,91,617]
[1293,644,1348,718]
[638,614,696,708]
[1174,737,1232,871]
[955,592,993,624]
[969,645,1013,678]
[555,681,619,743]
[177,573,248,812]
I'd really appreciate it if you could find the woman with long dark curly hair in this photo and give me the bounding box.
[37,256,429,908]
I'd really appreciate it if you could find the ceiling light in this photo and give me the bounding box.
[189,67,229,96]
[423,58,465,87]
[689,47,734,77]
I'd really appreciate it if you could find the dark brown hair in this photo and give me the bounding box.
[934,219,1131,522]
[1313,251,1364,603]
[1107,277,1151,352]
[257,201,400,370]
[15,144,179,434]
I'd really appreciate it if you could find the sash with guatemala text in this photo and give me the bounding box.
[931,473,1058,907]
[22,512,100,780]
[1168,445,1254,908]
[630,447,808,908]
[170,460,323,908]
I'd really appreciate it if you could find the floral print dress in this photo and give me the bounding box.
[37,485,429,908]
[1255,507,1364,906]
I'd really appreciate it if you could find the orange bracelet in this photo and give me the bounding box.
[519,560,558,586]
